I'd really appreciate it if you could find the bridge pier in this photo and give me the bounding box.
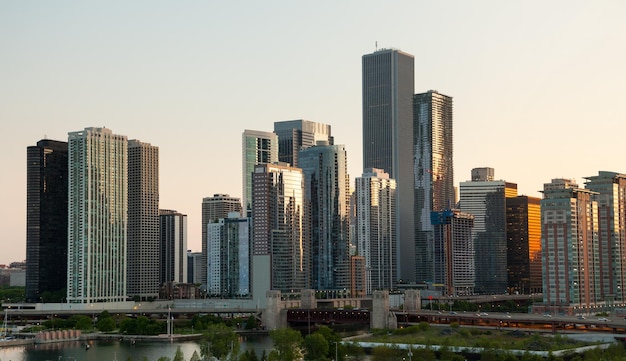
[404,289,421,313]
[301,289,317,309]
[264,290,287,330]
[371,290,397,330]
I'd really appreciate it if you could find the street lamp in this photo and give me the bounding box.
[407,348,413,361]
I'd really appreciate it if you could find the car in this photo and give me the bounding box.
[577,315,586,320]
[598,317,609,322]
[480,312,488,316]
[543,313,552,317]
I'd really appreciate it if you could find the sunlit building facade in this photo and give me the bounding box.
[354,168,397,294]
[362,49,415,282]
[585,171,626,305]
[414,90,455,284]
[67,127,127,304]
[540,178,601,314]
[506,196,542,295]
[252,162,308,292]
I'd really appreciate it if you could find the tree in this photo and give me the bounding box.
[97,317,116,332]
[204,323,239,360]
[173,345,185,361]
[190,350,201,361]
[302,332,329,361]
[268,328,303,361]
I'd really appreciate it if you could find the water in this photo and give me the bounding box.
[0,335,274,361]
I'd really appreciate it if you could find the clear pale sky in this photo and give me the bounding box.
[1,1,625,265]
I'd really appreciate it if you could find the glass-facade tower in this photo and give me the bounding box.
[26,139,68,303]
[299,142,350,290]
[273,119,333,167]
[414,90,455,284]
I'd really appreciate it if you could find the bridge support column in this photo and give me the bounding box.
[371,290,397,330]
[404,289,421,313]
[301,289,317,309]
[264,290,287,330]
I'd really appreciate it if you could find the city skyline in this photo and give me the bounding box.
[2,2,626,265]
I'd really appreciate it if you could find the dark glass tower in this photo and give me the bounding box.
[362,49,415,282]
[273,119,333,167]
[26,139,68,302]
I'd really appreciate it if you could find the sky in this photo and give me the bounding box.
[1,1,625,265]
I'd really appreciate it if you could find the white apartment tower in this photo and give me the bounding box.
[354,168,397,294]
[67,127,128,304]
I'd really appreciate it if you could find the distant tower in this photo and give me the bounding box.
[159,209,188,285]
[26,139,68,302]
[506,195,542,294]
[273,119,333,167]
[541,178,601,312]
[252,162,308,293]
[299,142,351,290]
[355,168,397,294]
[584,171,626,304]
[200,194,242,287]
[459,168,517,294]
[207,212,251,297]
[472,167,494,182]
[67,127,127,303]
[431,209,475,296]
[242,130,278,213]
[414,90,455,284]
[362,49,415,282]
[187,251,203,284]
[127,139,160,300]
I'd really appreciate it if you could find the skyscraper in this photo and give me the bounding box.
[584,171,626,304]
[299,142,351,290]
[187,251,203,284]
[159,209,188,285]
[459,169,517,294]
[354,168,397,294]
[67,127,127,304]
[540,178,601,314]
[506,195,542,295]
[201,194,242,287]
[242,130,278,213]
[207,212,250,297]
[127,139,159,300]
[414,90,455,284]
[252,162,308,293]
[273,119,333,167]
[25,139,68,303]
[362,49,415,282]
[431,209,475,296]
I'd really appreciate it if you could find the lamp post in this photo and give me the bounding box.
[407,348,413,361]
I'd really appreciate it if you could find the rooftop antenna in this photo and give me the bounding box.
[375,41,378,51]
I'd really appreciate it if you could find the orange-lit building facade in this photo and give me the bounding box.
[506,195,542,295]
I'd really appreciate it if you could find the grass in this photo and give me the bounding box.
[362,323,602,352]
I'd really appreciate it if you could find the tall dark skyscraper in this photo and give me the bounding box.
[26,139,68,302]
[414,90,455,284]
[362,49,415,282]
